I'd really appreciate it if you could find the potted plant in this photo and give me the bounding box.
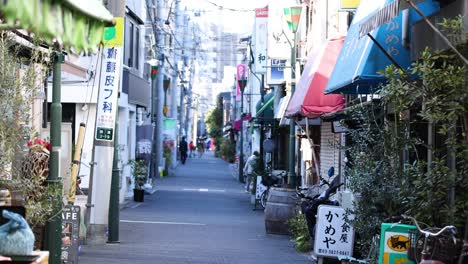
[128,159,147,202]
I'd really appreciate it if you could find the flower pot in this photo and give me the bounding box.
[133,189,144,202]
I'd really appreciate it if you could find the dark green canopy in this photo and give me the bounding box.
[255,92,275,120]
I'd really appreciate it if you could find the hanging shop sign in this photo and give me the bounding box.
[267,59,287,85]
[254,8,268,73]
[340,0,361,10]
[95,17,124,142]
[314,205,354,258]
[236,64,247,101]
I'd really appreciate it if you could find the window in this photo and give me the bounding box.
[124,17,140,69]
[134,27,139,69]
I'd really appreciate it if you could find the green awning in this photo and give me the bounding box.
[0,0,115,54]
[255,92,275,119]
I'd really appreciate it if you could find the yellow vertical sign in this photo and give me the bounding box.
[102,17,124,47]
[340,0,361,9]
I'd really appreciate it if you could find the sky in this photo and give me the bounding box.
[181,0,277,34]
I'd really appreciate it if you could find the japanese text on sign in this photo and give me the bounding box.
[254,7,268,73]
[95,17,123,143]
[95,46,122,142]
[314,205,354,258]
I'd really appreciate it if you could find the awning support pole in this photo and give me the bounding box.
[405,0,468,66]
[366,33,404,71]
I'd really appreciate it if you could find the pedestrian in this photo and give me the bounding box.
[243,151,259,192]
[189,141,195,158]
[179,136,188,164]
[197,136,205,158]
[205,138,211,151]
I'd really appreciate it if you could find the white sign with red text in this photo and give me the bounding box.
[254,8,268,73]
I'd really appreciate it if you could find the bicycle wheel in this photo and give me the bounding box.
[260,189,269,209]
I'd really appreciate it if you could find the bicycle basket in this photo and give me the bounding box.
[261,175,276,187]
[408,228,462,264]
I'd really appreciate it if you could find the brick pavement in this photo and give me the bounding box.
[78,151,311,264]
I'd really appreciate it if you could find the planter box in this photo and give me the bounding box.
[133,189,144,202]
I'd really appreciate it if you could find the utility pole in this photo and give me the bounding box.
[149,0,165,178]
[179,13,189,138]
[170,0,181,168]
[288,37,297,187]
[185,61,195,140]
[156,0,165,173]
[259,74,265,162]
[106,1,125,244]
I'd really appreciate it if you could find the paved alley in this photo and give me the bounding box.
[78,152,310,264]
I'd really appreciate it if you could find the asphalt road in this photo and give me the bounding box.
[78,151,310,264]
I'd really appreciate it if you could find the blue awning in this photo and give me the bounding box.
[325,0,440,94]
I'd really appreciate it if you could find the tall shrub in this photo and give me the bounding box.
[345,19,467,255]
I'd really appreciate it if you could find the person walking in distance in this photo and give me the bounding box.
[243,151,259,192]
[197,136,205,158]
[188,141,195,158]
[179,136,188,164]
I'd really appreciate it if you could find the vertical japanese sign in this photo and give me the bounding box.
[95,17,124,142]
[254,8,268,73]
[236,64,247,101]
[314,205,354,258]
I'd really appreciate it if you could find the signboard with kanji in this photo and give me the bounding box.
[254,8,268,73]
[95,17,124,142]
[314,205,354,258]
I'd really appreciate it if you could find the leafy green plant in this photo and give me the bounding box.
[219,138,235,162]
[345,24,467,254]
[163,145,171,176]
[205,97,224,155]
[0,33,56,230]
[127,159,147,190]
[287,214,311,252]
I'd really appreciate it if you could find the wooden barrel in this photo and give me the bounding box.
[264,187,298,235]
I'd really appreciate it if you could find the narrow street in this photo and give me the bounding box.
[79,152,310,264]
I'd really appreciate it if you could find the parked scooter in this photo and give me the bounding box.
[296,167,343,249]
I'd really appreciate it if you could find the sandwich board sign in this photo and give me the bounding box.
[314,205,354,258]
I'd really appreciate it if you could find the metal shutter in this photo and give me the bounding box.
[319,122,340,177]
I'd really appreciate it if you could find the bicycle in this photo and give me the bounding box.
[394,215,461,264]
[258,170,287,209]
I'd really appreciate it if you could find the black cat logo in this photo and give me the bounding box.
[387,235,410,252]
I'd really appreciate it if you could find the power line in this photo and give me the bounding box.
[203,0,255,12]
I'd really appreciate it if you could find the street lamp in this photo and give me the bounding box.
[238,76,247,183]
[284,5,302,187]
